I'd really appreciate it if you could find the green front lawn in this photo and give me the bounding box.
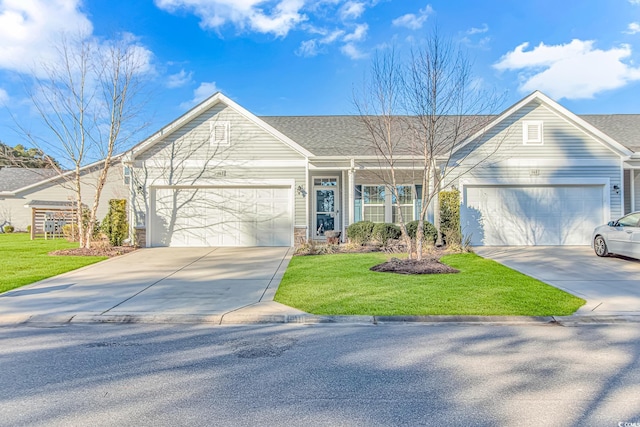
[275,252,585,316]
[0,233,107,293]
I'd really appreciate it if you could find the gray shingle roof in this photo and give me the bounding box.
[261,114,640,156]
[0,167,58,192]
[579,115,640,153]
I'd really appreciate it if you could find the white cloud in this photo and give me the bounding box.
[392,5,432,30]
[296,39,319,57]
[155,0,308,37]
[321,29,345,44]
[166,69,193,88]
[180,81,219,109]
[341,42,367,59]
[626,22,640,34]
[467,23,488,35]
[0,0,92,75]
[343,23,368,42]
[630,0,640,4]
[494,39,640,99]
[340,1,365,20]
[0,0,154,78]
[0,87,8,104]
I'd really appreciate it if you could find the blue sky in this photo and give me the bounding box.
[1,0,640,151]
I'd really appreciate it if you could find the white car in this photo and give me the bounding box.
[592,212,640,259]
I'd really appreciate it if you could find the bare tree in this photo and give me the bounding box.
[353,49,414,254]
[355,30,504,260]
[16,34,148,248]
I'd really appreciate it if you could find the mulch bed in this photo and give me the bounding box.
[370,257,460,275]
[49,246,137,257]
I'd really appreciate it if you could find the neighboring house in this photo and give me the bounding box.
[124,91,639,248]
[0,160,128,233]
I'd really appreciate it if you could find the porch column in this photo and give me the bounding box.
[348,159,356,226]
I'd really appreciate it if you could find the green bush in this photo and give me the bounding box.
[440,189,461,235]
[406,220,438,244]
[26,225,31,234]
[372,223,401,245]
[346,221,375,245]
[101,199,128,246]
[3,225,14,233]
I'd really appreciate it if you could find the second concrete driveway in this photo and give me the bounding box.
[476,246,640,316]
[0,247,302,322]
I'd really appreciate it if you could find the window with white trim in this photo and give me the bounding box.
[522,120,543,145]
[358,185,416,223]
[210,121,230,145]
[123,166,131,185]
[392,185,414,223]
[362,185,385,223]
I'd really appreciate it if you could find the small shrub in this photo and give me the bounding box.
[346,221,375,245]
[372,223,401,246]
[62,224,79,242]
[3,225,14,233]
[294,239,339,256]
[101,199,128,246]
[443,228,473,253]
[440,189,461,235]
[406,220,438,244]
[26,225,31,234]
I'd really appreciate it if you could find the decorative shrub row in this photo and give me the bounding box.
[346,221,375,245]
[405,220,437,244]
[347,221,424,246]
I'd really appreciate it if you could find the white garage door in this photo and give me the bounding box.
[150,186,292,247]
[462,185,605,246]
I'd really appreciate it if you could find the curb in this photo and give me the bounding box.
[2,313,639,326]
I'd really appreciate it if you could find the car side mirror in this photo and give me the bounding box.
[607,220,617,227]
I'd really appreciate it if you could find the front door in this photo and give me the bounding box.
[314,177,339,237]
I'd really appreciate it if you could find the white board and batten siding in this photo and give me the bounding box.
[134,103,307,247]
[452,101,624,246]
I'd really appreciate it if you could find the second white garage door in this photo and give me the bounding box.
[462,185,605,246]
[150,186,292,247]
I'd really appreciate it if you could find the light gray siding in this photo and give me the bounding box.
[450,101,624,219]
[133,102,309,233]
[454,101,622,161]
[137,104,306,162]
[0,164,127,231]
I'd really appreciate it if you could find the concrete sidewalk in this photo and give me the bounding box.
[475,246,640,317]
[0,247,305,325]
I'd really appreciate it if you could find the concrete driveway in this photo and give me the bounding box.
[476,246,640,316]
[0,247,303,323]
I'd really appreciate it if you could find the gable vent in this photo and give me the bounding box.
[210,121,230,145]
[523,121,543,145]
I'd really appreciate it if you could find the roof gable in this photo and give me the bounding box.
[129,92,314,160]
[451,91,634,159]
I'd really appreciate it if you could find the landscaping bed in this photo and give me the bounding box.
[50,245,136,257]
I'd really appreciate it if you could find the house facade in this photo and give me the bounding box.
[0,162,127,234]
[124,91,639,248]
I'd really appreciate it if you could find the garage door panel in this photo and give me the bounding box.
[151,186,292,247]
[463,185,604,246]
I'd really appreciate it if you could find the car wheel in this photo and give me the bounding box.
[594,235,609,257]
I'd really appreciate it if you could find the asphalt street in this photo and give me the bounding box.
[0,323,639,426]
